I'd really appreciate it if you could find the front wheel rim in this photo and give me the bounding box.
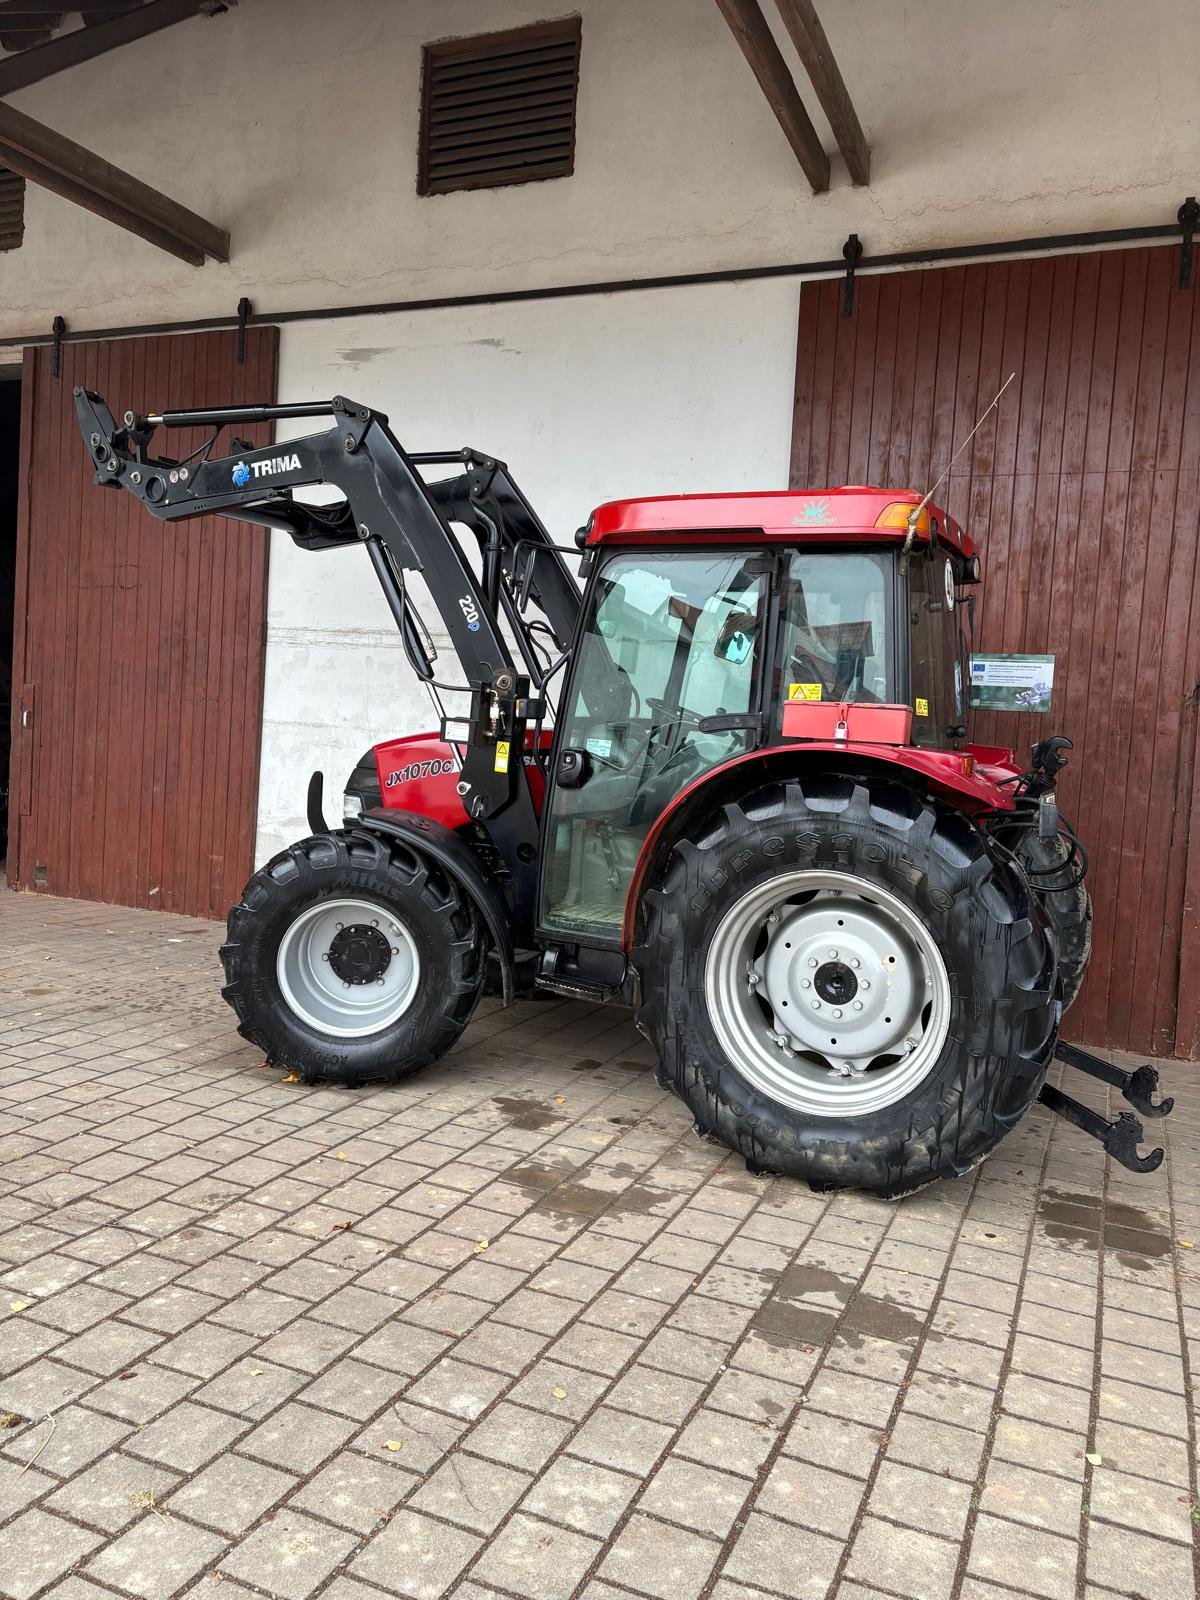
[276,896,419,1038]
[703,869,952,1118]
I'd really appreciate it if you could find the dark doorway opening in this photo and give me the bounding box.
[0,375,19,870]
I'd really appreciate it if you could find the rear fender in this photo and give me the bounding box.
[620,740,1016,950]
[356,808,516,1005]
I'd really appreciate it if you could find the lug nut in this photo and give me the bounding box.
[800,979,810,989]
[828,949,838,959]
[849,958,860,969]
[852,1001,863,1011]
[832,1009,843,1019]
[810,999,820,1010]
[860,980,870,991]
[808,957,818,968]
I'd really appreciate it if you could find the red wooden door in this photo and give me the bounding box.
[7,327,278,919]
[791,248,1200,1058]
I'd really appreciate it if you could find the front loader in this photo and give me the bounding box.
[74,388,1173,1197]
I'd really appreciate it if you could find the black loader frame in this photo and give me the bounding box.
[76,388,578,955]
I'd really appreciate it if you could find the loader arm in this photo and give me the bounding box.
[74,387,579,936]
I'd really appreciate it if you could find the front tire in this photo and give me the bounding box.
[221,830,482,1086]
[637,777,1058,1197]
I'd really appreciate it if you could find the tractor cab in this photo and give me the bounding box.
[540,488,979,945]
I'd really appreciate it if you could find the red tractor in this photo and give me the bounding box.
[75,389,1172,1196]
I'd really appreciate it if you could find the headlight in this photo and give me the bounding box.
[343,792,364,823]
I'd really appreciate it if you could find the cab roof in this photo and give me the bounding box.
[585,487,975,559]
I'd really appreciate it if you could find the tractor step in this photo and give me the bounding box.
[1054,1040,1174,1119]
[1037,1083,1164,1173]
[535,944,627,1005]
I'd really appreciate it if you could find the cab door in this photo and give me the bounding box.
[539,549,769,942]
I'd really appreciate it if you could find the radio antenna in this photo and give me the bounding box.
[901,371,1016,570]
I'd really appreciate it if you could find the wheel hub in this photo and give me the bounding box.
[814,959,858,1005]
[275,897,419,1039]
[328,924,392,985]
[704,869,952,1118]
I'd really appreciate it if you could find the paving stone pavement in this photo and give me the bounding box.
[1,887,1198,1600]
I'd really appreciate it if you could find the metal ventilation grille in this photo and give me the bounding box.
[420,18,581,196]
[0,166,24,252]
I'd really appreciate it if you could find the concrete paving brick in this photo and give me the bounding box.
[674,1408,777,1477]
[463,1399,572,1470]
[845,1516,960,1600]
[218,1510,358,1599]
[724,1511,843,1599]
[123,1399,249,1471]
[291,1449,419,1533]
[2,1510,105,1599]
[351,1507,482,1598]
[164,1450,299,1535]
[568,1406,675,1475]
[759,1457,866,1539]
[472,1511,601,1600]
[1,1404,132,1478]
[85,1513,227,1600]
[522,1455,639,1537]
[598,1513,720,1600]
[45,1454,180,1533]
[968,1512,1079,1600]
[410,1449,532,1533]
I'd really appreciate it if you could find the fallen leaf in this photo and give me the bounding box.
[555,1096,566,1105]
[473,1239,489,1254]
[335,1152,347,1161]
[282,1073,300,1084]
[1176,1239,1194,1249]
[381,1439,404,1452]
[552,1386,567,1400]
[8,1301,30,1313]
[118,1370,138,1381]
[249,1369,264,1377]
[0,1412,24,1429]
[1085,1452,1102,1466]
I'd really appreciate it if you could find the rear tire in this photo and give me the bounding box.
[1010,824,1092,1013]
[220,830,482,1086]
[636,777,1058,1198]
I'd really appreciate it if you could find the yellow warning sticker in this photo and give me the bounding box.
[915,697,929,717]
[494,740,511,773]
[788,683,823,701]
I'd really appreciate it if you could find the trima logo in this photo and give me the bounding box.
[232,453,302,487]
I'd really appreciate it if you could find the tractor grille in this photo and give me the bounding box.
[0,166,24,251]
[419,17,582,196]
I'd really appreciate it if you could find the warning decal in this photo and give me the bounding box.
[494,740,510,773]
[914,697,929,717]
[788,683,823,701]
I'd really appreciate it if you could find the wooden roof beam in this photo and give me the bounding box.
[0,0,227,96]
[713,0,829,193]
[0,98,227,263]
[772,0,870,184]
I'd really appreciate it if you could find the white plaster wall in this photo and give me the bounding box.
[0,0,1194,338]
[257,277,798,858]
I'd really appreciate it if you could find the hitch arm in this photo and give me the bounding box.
[1055,1040,1174,1119]
[1037,1084,1163,1174]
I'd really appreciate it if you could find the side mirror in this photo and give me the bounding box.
[556,747,593,789]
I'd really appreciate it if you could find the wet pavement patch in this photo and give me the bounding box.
[1039,1187,1172,1270]
[505,1156,676,1223]
[751,1262,932,1352]
[491,1095,567,1132]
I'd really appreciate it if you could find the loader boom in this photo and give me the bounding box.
[75,387,583,935]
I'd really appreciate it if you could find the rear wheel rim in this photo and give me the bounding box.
[276,896,419,1038]
[703,868,951,1117]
